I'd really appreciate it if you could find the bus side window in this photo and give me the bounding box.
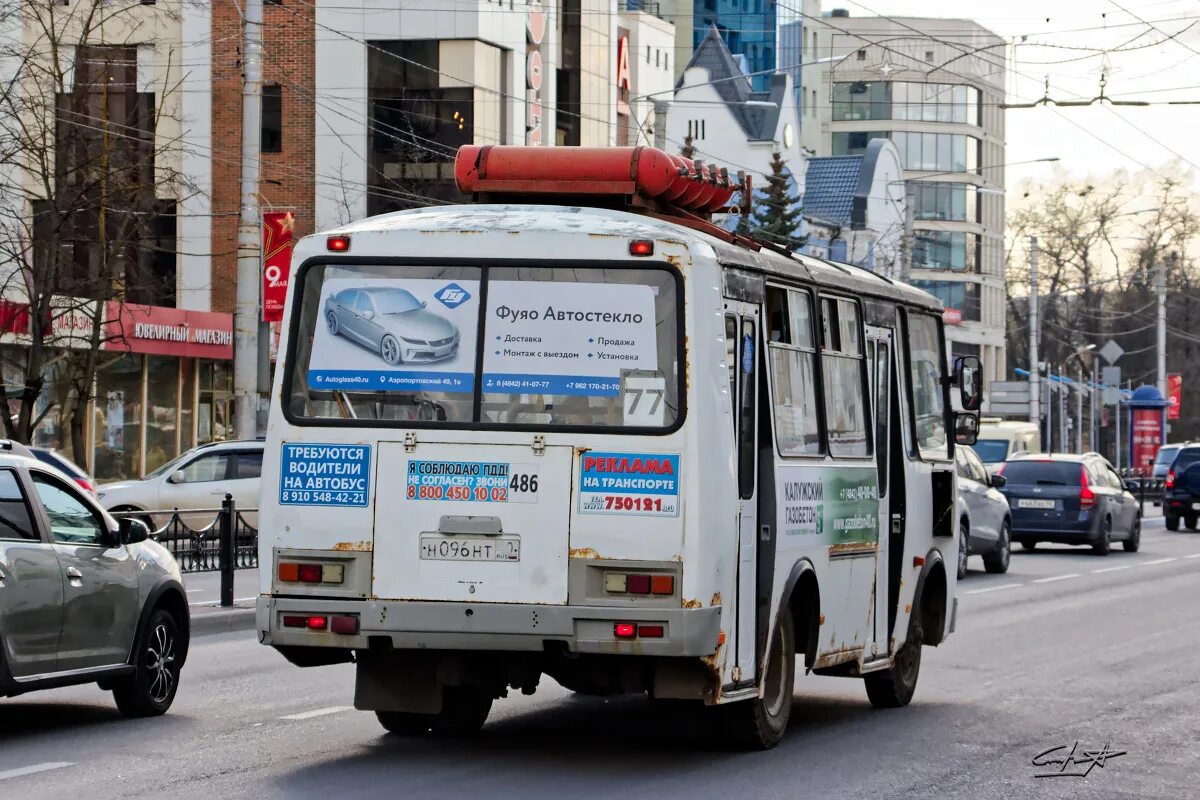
[767,287,822,456]
[738,318,757,499]
[726,314,739,428]
[819,297,870,457]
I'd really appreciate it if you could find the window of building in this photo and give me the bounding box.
[925,50,934,62]
[262,83,282,153]
[766,286,822,456]
[891,131,980,172]
[94,355,144,482]
[832,81,980,125]
[856,49,866,60]
[655,49,660,67]
[910,280,981,321]
[831,130,890,155]
[913,231,980,272]
[820,296,869,457]
[646,45,651,63]
[911,181,979,222]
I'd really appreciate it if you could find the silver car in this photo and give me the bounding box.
[0,443,189,716]
[324,286,459,365]
[955,445,1012,578]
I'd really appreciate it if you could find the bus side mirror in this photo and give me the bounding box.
[954,355,983,411]
[954,412,979,446]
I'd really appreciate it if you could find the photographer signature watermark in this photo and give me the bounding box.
[1032,742,1127,778]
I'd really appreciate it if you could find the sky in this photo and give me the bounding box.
[826,0,1200,191]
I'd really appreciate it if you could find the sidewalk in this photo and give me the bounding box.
[186,569,258,637]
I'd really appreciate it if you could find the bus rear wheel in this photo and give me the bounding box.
[376,687,492,738]
[720,605,794,750]
[865,619,922,709]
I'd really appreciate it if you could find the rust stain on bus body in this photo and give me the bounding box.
[829,542,877,557]
[333,541,372,552]
[568,547,602,560]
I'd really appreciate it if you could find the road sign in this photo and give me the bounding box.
[1099,339,1124,365]
[1101,365,1121,405]
[989,381,1031,403]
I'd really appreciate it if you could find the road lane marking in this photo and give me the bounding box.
[0,762,74,781]
[185,589,206,594]
[280,706,351,721]
[1143,558,1178,565]
[1186,554,1200,559]
[1032,573,1080,584]
[965,583,1023,595]
[1092,565,1130,574]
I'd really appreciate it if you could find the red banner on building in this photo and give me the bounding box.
[262,211,295,322]
[1130,407,1164,475]
[1168,373,1182,420]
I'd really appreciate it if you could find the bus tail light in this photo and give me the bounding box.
[1079,465,1096,510]
[629,239,654,256]
[638,624,664,638]
[306,616,328,631]
[327,235,351,252]
[331,615,360,635]
[613,622,665,639]
[603,572,674,596]
[278,561,345,585]
[614,623,637,639]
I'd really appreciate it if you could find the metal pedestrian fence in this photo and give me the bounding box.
[111,494,257,607]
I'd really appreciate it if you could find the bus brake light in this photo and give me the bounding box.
[327,235,351,252]
[614,623,637,639]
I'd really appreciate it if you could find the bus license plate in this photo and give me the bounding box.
[1018,499,1055,509]
[419,535,520,562]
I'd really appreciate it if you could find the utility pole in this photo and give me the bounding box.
[901,183,915,281]
[1076,367,1083,453]
[233,0,264,440]
[1028,236,1040,427]
[1156,255,1170,398]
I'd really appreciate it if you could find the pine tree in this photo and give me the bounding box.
[680,134,696,159]
[752,151,805,251]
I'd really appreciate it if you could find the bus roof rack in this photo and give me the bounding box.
[454,145,792,258]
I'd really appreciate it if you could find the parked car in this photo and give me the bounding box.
[955,444,1011,578]
[30,446,96,496]
[97,439,263,529]
[0,441,189,714]
[1162,443,1200,530]
[998,453,1140,554]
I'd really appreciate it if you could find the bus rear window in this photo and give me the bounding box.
[285,264,681,430]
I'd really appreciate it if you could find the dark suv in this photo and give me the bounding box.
[998,453,1141,554]
[1163,444,1200,530]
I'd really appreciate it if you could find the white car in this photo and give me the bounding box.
[97,440,263,529]
[955,445,1012,578]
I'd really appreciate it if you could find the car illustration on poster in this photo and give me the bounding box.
[324,286,459,365]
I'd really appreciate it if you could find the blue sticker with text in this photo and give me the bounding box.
[279,443,370,507]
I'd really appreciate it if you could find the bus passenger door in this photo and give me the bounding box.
[725,306,759,686]
[866,327,896,660]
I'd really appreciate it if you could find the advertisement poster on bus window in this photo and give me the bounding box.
[778,468,879,545]
[306,277,479,393]
[482,281,657,397]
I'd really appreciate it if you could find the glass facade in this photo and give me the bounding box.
[144,356,180,474]
[832,81,980,125]
[695,2,778,92]
[94,355,144,482]
[913,231,980,272]
[911,182,979,222]
[910,280,981,321]
[832,131,981,173]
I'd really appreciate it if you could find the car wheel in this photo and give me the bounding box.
[380,334,402,365]
[865,614,922,709]
[1020,541,1037,551]
[1123,514,1141,552]
[113,608,183,717]
[956,520,969,580]
[326,310,340,335]
[1166,514,1180,532]
[721,604,794,750]
[1092,517,1112,556]
[983,520,1011,574]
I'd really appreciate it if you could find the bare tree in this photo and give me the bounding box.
[0,0,184,462]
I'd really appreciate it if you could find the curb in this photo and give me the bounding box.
[191,606,257,638]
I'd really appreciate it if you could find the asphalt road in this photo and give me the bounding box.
[3,513,1198,799]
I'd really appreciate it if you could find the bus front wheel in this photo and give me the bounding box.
[721,605,795,750]
[865,618,922,709]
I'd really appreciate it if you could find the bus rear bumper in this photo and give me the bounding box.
[257,595,722,658]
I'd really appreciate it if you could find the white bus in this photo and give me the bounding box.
[257,146,982,749]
